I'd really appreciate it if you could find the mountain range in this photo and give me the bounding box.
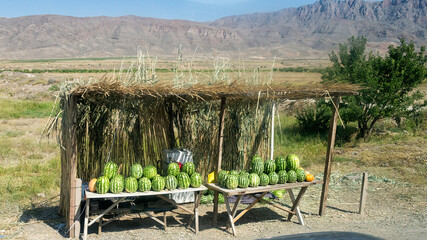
[0,0,425,60]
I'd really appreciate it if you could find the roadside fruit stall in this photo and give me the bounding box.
[57,80,358,237]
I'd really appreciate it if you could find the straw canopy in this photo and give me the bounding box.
[70,81,359,103]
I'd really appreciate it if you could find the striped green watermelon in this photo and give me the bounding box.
[277,170,288,184]
[109,174,124,193]
[275,156,287,172]
[182,162,195,176]
[248,173,260,187]
[286,154,300,171]
[217,170,228,186]
[296,169,306,182]
[165,175,178,190]
[130,164,143,179]
[95,176,110,194]
[124,176,138,193]
[103,162,118,179]
[229,170,239,176]
[177,172,191,189]
[152,175,166,191]
[190,173,203,188]
[226,175,238,189]
[287,170,297,183]
[167,163,181,176]
[239,170,249,177]
[259,173,269,186]
[264,160,276,174]
[143,165,157,179]
[268,172,279,185]
[251,155,262,163]
[251,159,264,175]
[138,177,152,192]
[238,175,249,188]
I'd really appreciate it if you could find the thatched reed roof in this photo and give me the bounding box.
[69,81,359,102]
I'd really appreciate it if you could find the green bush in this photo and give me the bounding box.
[296,100,332,133]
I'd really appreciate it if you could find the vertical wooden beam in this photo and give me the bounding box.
[270,103,275,160]
[213,97,227,226]
[66,95,78,237]
[359,172,368,215]
[319,96,340,216]
[168,100,176,149]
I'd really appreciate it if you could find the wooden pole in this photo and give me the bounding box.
[270,103,275,160]
[359,172,368,214]
[213,97,227,226]
[168,100,175,149]
[66,95,78,237]
[319,96,340,216]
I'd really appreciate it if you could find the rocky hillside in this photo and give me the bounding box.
[0,0,425,59]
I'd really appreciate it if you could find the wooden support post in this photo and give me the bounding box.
[319,96,340,216]
[66,95,78,238]
[213,97,227,226]
[270,103,275,160]
[168,100,175,149]
[359,172,368,215]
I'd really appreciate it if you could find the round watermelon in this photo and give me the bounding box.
[248,173,260,187]
[95,176,110,194]
[165,175,178,190]
[277,170,288,184]
[229,170,239,176]
[287,170,297,183]
[275,156,287,172]
[268,172,279,185]
[251,155,262,163]
[264,160,276,174]
[103,162,118,179]
[138,177,152,192]
[259,173,269,186]
[238,175,249,188]
[251,159,264,175]
[109,174,124,193]
[124,176,138,193]
[296,169,306,182]
[177,172,191,189]
[239,170,249,178]
[182,162,195,176]
[226,175,238,189]
[167,162,181,176]
[152,175,166,191]
[130,164,143,179]
[286,154,300,171]
[217,170,228,186]
[190,173,203,188]
[143,165,157,179]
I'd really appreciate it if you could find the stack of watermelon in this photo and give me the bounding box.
[89,161,204,194]
[217,154,315,190]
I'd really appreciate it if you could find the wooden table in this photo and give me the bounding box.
[83,186,207,240]
[207,180,323,236]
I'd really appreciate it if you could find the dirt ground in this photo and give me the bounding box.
[10,171,427,240]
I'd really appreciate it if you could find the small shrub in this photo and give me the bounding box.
[296,100,331,133]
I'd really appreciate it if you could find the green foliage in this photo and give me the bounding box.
[295,99,332,132]
[322,36,427,141]
[0,99,54,119]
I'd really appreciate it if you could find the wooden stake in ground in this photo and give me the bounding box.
[359,172,368,214]
[213,97,227,226]
[319,96,340,216]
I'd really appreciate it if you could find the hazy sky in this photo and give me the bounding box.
[0,0,319,21]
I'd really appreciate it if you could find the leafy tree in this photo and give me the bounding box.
[322,36,426,141]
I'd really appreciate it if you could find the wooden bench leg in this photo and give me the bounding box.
[288,187,308,225]
[226,195,243,230]
[98,217,102,234]
[83,199,89,240]
[164,212,167,231]
[224,195,236,236]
